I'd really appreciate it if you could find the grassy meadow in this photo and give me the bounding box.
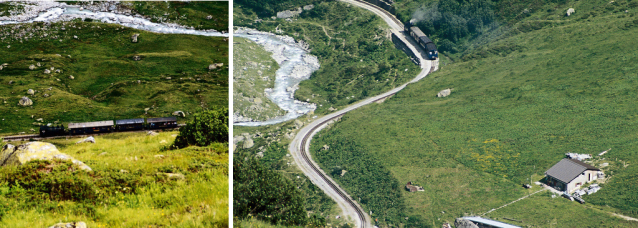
[309,0,638,227]
[0,21,228,135]
[0,131,228,227]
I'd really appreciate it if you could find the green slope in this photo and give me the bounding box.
[0,21,228,135]
[311,0,638,227]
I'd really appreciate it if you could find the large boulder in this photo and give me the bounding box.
[454,218,479,228]
[0,142,92,171]
[566,8,575,16]
[18,96,33,106]
[208,63,223,71]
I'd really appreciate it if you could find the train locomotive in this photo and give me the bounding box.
[404,23,438,60]
[39,117,178,137]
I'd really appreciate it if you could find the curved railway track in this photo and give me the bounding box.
[290,1,435,227]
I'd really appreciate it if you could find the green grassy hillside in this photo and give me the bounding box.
[310,0,638,227]
[0,21,228,135]
[0,132,228,227]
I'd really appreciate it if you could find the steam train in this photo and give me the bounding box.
[39,117,178,137]
[404,23,438,60]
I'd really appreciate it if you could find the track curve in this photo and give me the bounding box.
[289,1,437,227]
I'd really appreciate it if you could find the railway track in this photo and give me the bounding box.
[290,1,435,227]
[298,92,399,228]
[2,125,184,142]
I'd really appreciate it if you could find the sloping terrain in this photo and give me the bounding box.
[0,21,228,134]
[310,0,638,227]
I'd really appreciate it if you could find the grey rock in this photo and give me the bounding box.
[157,172,185,181]
[277,7,303,18]
[76,136,96,144]
[454,218,479,228]
[131,33,139,43]
[303,5,314,10]
[18,97,33,106]
[437,88,452,98]
[29,64,35,70]
[48,221,87,228]
[172,110,186,117]
[243,138,254,149]
[27,89,35,95]
[206,15,212,20]
[1,142,92,171]
[44,69,51,74]
[132,55,141,61]
[566,8,575,16]
[69,75,74,80]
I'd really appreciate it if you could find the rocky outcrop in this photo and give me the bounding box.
[277,7,303,18]
[19,96,33,106]
[131,33,139,43]
[48,221,87,228]
[455,218,479,228]
[0,142,92,171]
[437,88,452,98]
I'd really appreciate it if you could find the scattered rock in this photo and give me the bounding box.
[243,138,254,149]
[206,15,212,20]
[120,169,129,173]
[328,107,337,111]
[37,62,41,67]
[132,55,141,61]
[69,75,74,80]
[76,136,96,144]
[36,118,43,122]
[154,155,165,159]
[18,97,33,106]
[566,8,575,16]
[454,218,479,228]
[208,63,223,71]
[27,89,35,95]
[29,64,35,70]
[157,172,185,181]
[166,77,171,80]
[172,110,186,117]
[0,142,92,171]
[48,221,87,228]
[322,145,329,151]
[437,88,452,98]
[147,131,159,136]
[131,33,139,43]
[303,5,314,10]
[341,170,347,176]
[43,94,50,98]
[256,152,264,158]
[98,152,107,156]
[159,140,167,144]
[73,35,78,39]
[55,69,61,73]
[294,119,304,129]
[44,69,51,74]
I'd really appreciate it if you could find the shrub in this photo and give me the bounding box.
[233,153,311,226]
[173,107,228,148]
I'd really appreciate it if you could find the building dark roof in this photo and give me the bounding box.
[462,217,520,228]
[116,118,145,125]
[147,117,177,123]
[546,159,600,184]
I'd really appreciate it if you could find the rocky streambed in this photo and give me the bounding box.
[234,28,319,126]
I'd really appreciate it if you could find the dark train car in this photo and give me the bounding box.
[147,117,177,130]
[39,125,65,137]
[68,120,114,135]
[115,118,145,131]
[405,25,438,60]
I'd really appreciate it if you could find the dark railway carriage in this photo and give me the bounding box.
[405,25,439,60]
[39,125,65,137]
[115,118,145,131]
[68,120,114,135]
[147,117,177,130]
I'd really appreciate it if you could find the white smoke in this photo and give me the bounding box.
[411,3,441,24]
